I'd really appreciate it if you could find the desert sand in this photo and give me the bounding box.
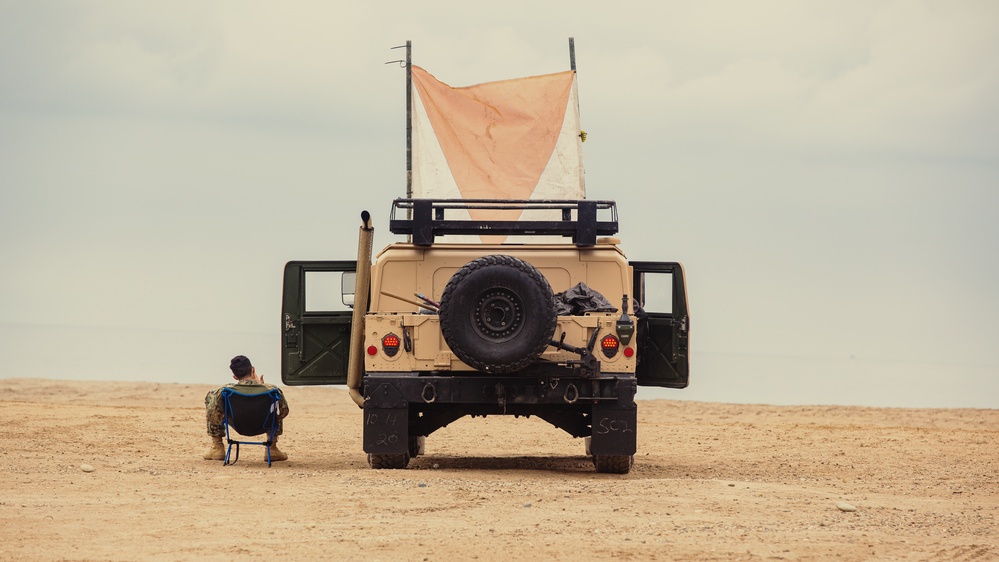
[1,378,996,561]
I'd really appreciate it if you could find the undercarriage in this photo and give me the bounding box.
[362,372,638,472]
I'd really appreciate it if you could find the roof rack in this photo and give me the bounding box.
[388,199,619,247]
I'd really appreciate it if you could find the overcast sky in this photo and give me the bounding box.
[1,1,997,408]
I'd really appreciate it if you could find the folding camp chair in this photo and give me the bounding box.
[220,387,283,467]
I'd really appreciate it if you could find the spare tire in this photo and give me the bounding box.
[439,255,557,373]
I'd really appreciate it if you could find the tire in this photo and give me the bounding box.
[368,453,410,469]
[593,454,633,474]
[439,255,557,373]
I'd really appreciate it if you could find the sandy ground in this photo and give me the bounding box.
[1,378,996,561]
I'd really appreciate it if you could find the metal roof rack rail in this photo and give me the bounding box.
[388,198,619,246]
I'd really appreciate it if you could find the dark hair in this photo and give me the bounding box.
[230,355,253,378]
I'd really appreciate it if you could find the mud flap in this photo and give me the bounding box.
[363,382,409,455]
[589,402,637,457]
[589,378,638,456]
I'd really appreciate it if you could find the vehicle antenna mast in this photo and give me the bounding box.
[387,40,413,200]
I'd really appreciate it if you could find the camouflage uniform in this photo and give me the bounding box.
[205,380,290,437]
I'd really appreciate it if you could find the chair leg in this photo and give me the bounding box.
[224,442,240,465]
[223,426,236,465]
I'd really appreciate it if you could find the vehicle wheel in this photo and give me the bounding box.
[593,454,633,474]
[408,435,425,458]
[439,255,557,373]
[368,453,410,469]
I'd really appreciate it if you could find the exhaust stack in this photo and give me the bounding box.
[347,211,374,407]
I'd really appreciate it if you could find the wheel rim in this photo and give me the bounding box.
[471,288,524,342]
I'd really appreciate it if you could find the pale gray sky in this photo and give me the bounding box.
[1,1,997,408]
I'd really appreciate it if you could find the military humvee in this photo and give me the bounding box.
[280,198,689,473]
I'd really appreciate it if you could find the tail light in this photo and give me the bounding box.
[600,335,620,358]
[382,333,401,357]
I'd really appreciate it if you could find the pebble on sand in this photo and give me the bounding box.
[80,464,96,473]
[836,502,856,512]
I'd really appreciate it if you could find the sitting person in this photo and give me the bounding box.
[203,355,290,461]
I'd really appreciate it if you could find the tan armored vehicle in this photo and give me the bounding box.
[280,199,689,473]
[279,41,689,473]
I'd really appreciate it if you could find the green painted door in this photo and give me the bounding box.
[281,261,357,386]
[631,261,690,388]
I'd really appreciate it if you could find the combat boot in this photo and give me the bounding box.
[203,435,225,460]
[268,436,288,462]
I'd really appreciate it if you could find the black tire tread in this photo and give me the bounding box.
[593,454,633,474]
[440,255,556,373]
[368,453,410,469]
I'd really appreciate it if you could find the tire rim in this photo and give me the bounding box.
[471,288,524,342]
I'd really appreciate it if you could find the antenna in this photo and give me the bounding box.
[387,41,413,199]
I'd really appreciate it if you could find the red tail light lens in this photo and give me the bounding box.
[601,335,620,358]
[382,333,401,357]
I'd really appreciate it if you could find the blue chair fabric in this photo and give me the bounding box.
[221,387,283,467]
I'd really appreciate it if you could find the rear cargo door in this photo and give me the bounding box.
[281,261,357,386]
[631,261,689,388]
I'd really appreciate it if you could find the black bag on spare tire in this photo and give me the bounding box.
[439,255,557,373]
